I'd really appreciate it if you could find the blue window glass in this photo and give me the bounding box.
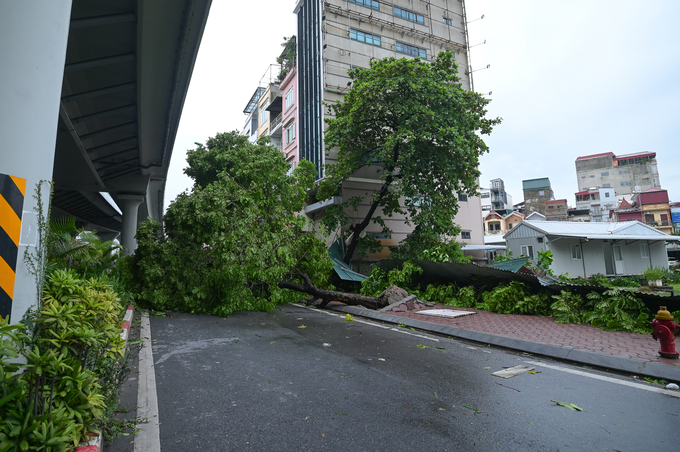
[396,41,426,58]
[394,7,425,24]
[349,0,380,10]
[444,17,452,25]
[350,29,381,47]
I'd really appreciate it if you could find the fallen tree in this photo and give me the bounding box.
[277,273,383,310]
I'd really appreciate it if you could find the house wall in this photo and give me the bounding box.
[575,153,660,195]
[280,67,298,167]
[524,188,554,216]
[546,238,606,278]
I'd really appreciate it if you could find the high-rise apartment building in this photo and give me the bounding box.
[293,0,484,260]
[575,151,661,196]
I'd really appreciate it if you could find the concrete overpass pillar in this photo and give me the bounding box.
[0,0,72,323]
[119,195,145,256]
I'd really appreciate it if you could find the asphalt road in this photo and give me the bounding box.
[145,304,678,452]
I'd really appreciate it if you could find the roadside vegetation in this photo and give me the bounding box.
[0,183,139,451]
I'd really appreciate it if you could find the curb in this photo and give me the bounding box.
[327,305,680,383]
[75,305,135,452]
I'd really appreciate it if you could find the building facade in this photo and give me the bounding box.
[294,0,485,260]
[522,178,553,216]
[544,199,568,221]
[575,151,661,195]
[574,187,616,222]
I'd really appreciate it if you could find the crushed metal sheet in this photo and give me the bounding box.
[492,365,535,379]
[416,309,476,319]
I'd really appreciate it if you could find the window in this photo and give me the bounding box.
[520,245,534,259]
[508,223,513,229]
[260,101,269,125]
[349,0,380,10]
[369,232,391,239]
[601,171,609,176]
[571,244,582,260]
[603,183,611,188]
[461,231,471,240]
[619,169,628,174]
[350,28,381,46]
[285,87,294,110]
[458,193,468,202]
[581,175,586,179]
[604,192,610,197]
[394,7,425,24]
[481,192,490,198]
[640,244,650,258]
[285,122,296,144]
[621,181,630,186]
[443,17,452,25]
[590,175,595,178]
[396,41,427,58]
[482,205,491,211]
[539,190,545,196]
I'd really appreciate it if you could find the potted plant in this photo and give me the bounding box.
[643,267,666,287]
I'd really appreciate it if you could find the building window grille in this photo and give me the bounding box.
[461,231,471,240]
[396,41,427,58]
[640,244,650,258]
[394,7,425,24]
[458,193,468,202]
[349,0,380,10]
[350,28,381,46]
[571,244,582,260]
[443,17,452,25]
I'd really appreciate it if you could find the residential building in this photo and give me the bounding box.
[280,67,298,170]
[480,187,491,216]
[294,0,485,261]
[609,188,672,234]
[574,187,616,222]
[484,211,525,235]
[544,199,568,221]
[567,208,591,222]
[242,87,264,142]
[522,178,553,216]
[480,178,513,218]
[575,151,661,195]
[504,220,680,277]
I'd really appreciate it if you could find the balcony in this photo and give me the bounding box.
[646,220,670,227]
[270,113,283,138]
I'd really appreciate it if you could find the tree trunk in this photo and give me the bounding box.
[277,274,385,310]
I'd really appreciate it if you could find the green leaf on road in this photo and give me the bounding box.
[551,400,583,411]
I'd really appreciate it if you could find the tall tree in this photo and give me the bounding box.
[318,52,501,264]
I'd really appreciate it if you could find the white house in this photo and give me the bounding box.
[504,220,680,277]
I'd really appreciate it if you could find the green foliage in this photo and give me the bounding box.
[415,284,459,306]
[318,52,501,263]
[276,36,296,82]
[583,289,651,333]
[388,232,471,263]
[124,132,333,316]
[550,290,585,324]
[492,251,514,263]
[359,261,423,297]
[0,270,127,450]
[477,282,549,316]
[643,267,667,282]
[608,276,641,288]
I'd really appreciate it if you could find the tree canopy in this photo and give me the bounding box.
[318,51,501,264]
[122,132,333,316]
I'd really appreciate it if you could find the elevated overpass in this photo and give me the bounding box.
[0,0,212,322]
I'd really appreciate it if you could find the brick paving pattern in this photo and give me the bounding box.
[385,304,680,368]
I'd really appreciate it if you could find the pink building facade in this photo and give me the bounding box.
[279,67,298,168]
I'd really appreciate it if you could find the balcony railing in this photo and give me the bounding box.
[646,220,670,227]
[270,112,282,131]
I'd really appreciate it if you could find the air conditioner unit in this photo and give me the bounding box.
[634,185,641,193]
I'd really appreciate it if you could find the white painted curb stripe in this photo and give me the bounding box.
[120,305,134,341]
[525,360,680,399]
[135,312,161,452]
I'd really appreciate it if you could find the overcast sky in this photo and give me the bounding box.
[165,0,680,211]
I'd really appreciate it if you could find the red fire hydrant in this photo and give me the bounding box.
[651,306,679,359]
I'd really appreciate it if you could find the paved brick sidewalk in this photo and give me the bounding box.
[327,302,680,381]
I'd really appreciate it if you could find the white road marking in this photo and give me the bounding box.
[524,360,680,399]
[292,303,439,342]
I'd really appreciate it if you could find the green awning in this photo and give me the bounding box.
[329,240,367,281]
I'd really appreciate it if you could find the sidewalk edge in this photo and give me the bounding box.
[327,305,680,382]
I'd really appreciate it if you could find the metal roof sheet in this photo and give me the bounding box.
[505,220,680,241]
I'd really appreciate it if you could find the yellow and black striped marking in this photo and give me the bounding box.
[0,173,26,322]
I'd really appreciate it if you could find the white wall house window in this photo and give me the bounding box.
[520,245,534,258]
[285,122,296,144]
[461,231,471,240]
[285,87,294,110]
[458,193,468,202]
[640,244,650,258]
[571,244,582,260]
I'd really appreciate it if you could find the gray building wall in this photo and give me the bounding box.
[575,154,660,195]
[523,188,554,216]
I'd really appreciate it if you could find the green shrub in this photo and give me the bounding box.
[550,290,585,324]
[583,289,651,333]
[609,276,640,288]
[360,261,422,297]
[477,282,549,315]
[643,267,667,282]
